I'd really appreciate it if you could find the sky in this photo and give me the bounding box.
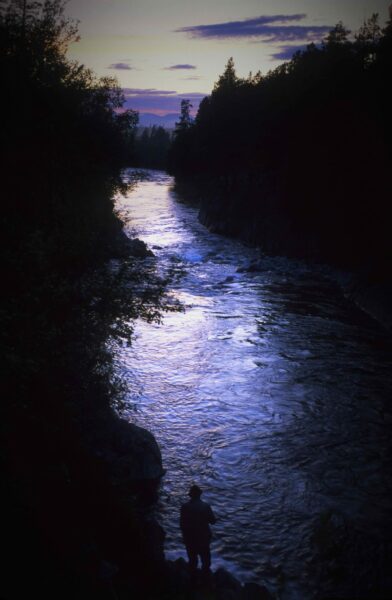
[66,0,391,116]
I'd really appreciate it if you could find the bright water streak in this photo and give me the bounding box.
[115,170,392,599]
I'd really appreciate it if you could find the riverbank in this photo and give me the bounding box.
[1,231,167,599]
[173,177,392,332]
[1,404,166,599]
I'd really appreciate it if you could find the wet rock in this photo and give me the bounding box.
[110,230,154,259]
[214,567,242,594]
[312,509,347,555]
[236,261,264,273]
[242,582,274,600]
[347,281,392,331]
[165,558,192,595]
[108,425,164,500]
[217,589,240,600]
[85,412,164,499]
[143,516,166,564]
[109,418,164,482]
[164,560,275,600]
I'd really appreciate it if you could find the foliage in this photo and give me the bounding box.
[0,0,139,272]
[213,56,238,92]
[175,98,193,131]
[0,0,184,459]
[0,4,176,595]
[0,5,180,599]
[168,15,392,271]
[134,125,172,169]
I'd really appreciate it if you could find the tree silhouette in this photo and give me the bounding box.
[355,13,382,66]
[134,125,171,168]
[176,98,193,131]
[214,56,238,91]
[168,17,391,272]
[324,21,351,46]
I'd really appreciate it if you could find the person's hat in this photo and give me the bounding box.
[189,484,202,498]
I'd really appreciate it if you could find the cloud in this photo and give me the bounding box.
[270,44,309,60]
[270,42,321,60]
[108,62,133,70]
[164,64,197,70]
[123,88,177,96]
[181,76,202,81]
[175,14,331,43]
[122,88,206,115]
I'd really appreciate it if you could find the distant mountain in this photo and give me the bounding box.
[138,112,178,129]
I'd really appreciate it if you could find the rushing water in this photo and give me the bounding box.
[115,169,392,599]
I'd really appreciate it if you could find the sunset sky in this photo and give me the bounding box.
[66,0,391,115]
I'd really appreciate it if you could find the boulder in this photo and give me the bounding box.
[236,261,264,274]
[108,418,164,482]
[164,558,192,596]
[126,237,155,259]
[110,230,154,259]
[242,582,274,600]
[214,567,242,594]
[217,590,241,600]
[85,412,164,499]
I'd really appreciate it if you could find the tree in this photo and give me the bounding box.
[324,21,351,46]
[175,99,193,132]
[134,125,171,168]
[356,13,382,45]
[167,14,391,279]
[0,0,139,267]
[355,13,382,66]
[214,56,238,92]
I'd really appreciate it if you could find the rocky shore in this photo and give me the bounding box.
[3,401,274,599]
[164,559,274,600]
[333,271,392,332]
[73,408,275,599]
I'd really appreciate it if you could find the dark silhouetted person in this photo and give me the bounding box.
[180,484,217,578]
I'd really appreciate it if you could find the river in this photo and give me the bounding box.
[115,169,392,599]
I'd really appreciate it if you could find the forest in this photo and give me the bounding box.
[1,2,172,598]
[169,16,392,277]
[134,125,172,169]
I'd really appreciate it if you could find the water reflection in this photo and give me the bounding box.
[116,169,392,599]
